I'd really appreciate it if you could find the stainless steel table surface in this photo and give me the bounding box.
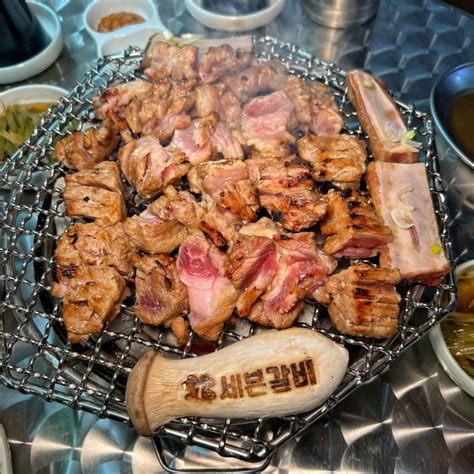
[1,0,473,472]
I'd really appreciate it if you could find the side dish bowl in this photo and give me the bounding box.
[0,1,63,85]
[430,260,474,397]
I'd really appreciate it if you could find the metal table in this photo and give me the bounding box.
[1,0,473,472]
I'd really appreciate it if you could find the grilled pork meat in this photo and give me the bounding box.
[217,89,242,130]
[63,161,126,225]
[118,136,189,199]
[94,80,153,130]
[170,113,243,164]
[193,84,220,117]
[54,222,135,280]
[123,209,187,255]
[247,155,326,231]
[141,37,198,88]
[321,189,392,259]
[310,83,344,135]
[347,70,418,163]
[241,91,296,152]
[52,265,127,343]
[177,231,238,341]
[249,231,336,329]
[188,160,258,221]
[200,196,243,247]
[297,134,367,189]
[322,264,401,338]
[366,162,450,285]
[224,62,285,101]
[55,119,120,170]
[198,44,253,84]
[227,223,279,317]
[123,80,194,142]
[133,253,189,330]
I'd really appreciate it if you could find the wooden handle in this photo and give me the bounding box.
[126,328,349,436]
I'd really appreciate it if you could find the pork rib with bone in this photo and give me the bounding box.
[366,162,450,285]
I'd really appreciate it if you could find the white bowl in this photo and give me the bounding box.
[429,260,474,397]
[83,0,169,57]
[0,2,63,85]
[0,84,68,107]
[184,0,285,32]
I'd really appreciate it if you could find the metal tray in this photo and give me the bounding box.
[0,36,458,465]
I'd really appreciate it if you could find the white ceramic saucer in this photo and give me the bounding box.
[0,2,64,85]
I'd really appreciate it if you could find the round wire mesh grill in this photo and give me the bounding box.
[0,36,458,463]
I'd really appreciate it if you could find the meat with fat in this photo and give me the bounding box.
[63,161,126,225]
[346,70,418,163]
[177,231,238,341]
[322,263,401,338]
[320,188,392,259]
[366,161,450,285]
[297,134,367,189]
[55,119,120,170]
[118,136,189,199]
[310,82,344,136]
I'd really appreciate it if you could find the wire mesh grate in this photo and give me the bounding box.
[0,36,457,462]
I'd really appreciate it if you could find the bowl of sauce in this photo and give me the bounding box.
[83,0,168,56]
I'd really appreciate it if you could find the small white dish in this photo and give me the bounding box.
[0,1,63,85]
[184,0,285,32]
[0,84,68,107]
[83,0,169,57]
[429,260,474,397]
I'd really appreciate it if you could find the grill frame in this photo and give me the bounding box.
[0,35,458,463]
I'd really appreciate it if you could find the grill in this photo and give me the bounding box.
[0,35,458,466]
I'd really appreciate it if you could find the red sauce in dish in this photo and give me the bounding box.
[96,12,144,33]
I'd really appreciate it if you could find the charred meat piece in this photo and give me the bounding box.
[321,189,392,259]
[54,222,135,280]
[217,89,242,130]
[247,155,326,231]
[198,44,253,84]
[323,264,401,338]
[52,265,127,343]
[55,119,120,170]
[188,160,257,221]
[133,253,189,328]
[249,231,336,329]
[170,113,243,164]
[297,134,367,189]
[177,231,238,341]
[63,161,126,225]
[200,196,243,247]
[94,80,153,129]
[241,91,296,152]
[118,136,189,199]
[310,83,344,136]
[347,70,418,163]
[141,37,198,88]
[227,225,279,317]
[224,62,285,101]
[366,162,450,285]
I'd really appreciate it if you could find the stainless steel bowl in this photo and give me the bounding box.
[302,0,379,28]
[430,62,474,260]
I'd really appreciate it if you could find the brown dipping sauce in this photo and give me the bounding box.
[448,91,474,159]
[97,12,144,33]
